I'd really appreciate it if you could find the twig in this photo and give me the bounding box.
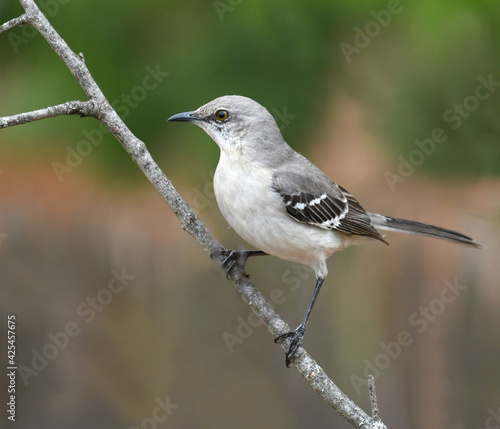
[366,375,387,428]
[0,100,96,129]
[0,2,388,428]
[0,14,28,34]
[368,375,380,419]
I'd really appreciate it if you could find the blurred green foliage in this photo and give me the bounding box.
[1,0,499,180]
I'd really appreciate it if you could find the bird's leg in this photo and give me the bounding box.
[274,277,325,367]
[210,247,267,279]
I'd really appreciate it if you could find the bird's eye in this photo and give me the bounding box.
[215,109,229,121]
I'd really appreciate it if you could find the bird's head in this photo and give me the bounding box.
[168,95,289,164]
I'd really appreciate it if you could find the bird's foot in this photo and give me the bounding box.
[210,248,265,279]
[274,324,306,367]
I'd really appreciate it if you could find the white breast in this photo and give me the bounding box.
[213,151,352,277]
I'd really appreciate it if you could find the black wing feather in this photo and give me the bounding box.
[275,177,387,243]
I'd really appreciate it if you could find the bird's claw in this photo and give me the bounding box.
[274,325,306,367]
[210,248,250,279]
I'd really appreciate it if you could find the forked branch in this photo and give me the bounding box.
[0,2,386,428]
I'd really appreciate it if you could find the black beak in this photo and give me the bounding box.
[167,111,200,122]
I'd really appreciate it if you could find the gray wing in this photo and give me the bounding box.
[272,157,387,243]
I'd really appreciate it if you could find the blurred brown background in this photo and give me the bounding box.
[1,1,500,428]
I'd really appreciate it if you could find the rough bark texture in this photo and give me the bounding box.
[0,2,387,427]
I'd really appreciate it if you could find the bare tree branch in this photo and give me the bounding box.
[0,100,97,128]
[0,14,28,34]
[367,374,387,429]
[0,2,387,428]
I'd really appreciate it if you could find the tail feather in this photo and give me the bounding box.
[368,213,484,249]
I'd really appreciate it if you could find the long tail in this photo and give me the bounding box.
[368,213,484,249]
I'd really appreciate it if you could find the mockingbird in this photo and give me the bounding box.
[168,95,483,367]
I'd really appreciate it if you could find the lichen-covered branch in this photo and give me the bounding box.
[0,2,386,427]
